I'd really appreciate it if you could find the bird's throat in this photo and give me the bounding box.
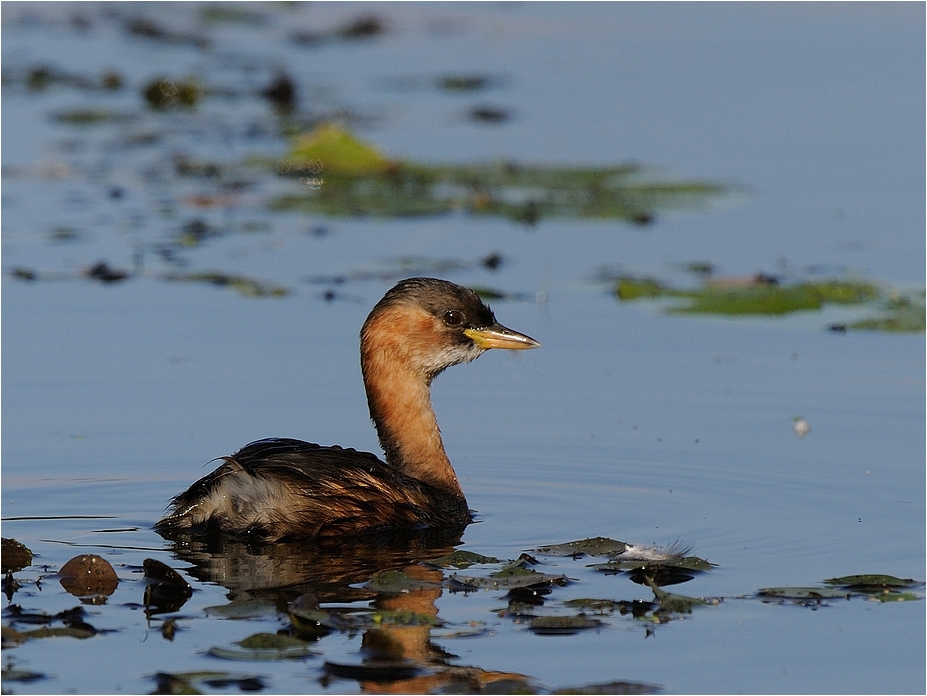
[362,354,463,497]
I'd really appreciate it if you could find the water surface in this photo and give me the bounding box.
[2,3,924,694]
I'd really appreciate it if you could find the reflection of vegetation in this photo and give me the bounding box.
[163,271,289,297]
[613,274,925,332]
[269,123,727,224]
[53,108,132,125]
[848,293,926,332]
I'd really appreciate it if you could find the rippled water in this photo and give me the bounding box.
[2,3,924,694]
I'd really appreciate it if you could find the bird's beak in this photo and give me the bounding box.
[464,323,541,350]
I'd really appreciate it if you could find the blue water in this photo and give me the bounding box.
[2,3,924,694]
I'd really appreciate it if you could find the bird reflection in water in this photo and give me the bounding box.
[160,528,534,692]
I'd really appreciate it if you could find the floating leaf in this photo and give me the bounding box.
[1,666,45,683]
[561,598,657,617]
[287,123,391,177]
[433,623,493,639]
[528,614,603,635]
[204,598,280,619]
[866,592,920,603]
[823,574,920,589]
[758,587,851,600]
[591,555,711,574]
[449,571,568,591]
[1,538,33,573]
[428,550,500,569]
[365,569,443,593]
[208,632,314,661]
[534,537,629,558]
[13,626,97,641]
[653,591,709,615]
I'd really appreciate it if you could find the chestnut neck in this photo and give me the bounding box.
[360,312,464,498]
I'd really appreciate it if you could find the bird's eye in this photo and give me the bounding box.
[443,310,464,326]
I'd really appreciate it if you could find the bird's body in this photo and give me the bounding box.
[155,278,538,541]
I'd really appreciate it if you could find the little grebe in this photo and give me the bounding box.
[155,277,539,541]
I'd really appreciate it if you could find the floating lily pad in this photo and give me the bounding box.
[562,598,657,617]
[449,571,568,591]
[823,574,920,590]
[204,598,280,619]
[534,537,629,558]
[653,591,710,615]
[528,614,603,635]
[758,587,851,600]
[8,625,97,641]
[433,623,493,639]
[866,592,920,603]
[591,555,711,573]
[428,550,500,569]
[208,632,314,661]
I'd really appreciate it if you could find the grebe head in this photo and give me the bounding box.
[361,277,539,381]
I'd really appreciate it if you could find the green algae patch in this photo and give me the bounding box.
[673,280,880,316]
[271,124,727,223]
[614,273,923,331]
[848,293,926,332]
